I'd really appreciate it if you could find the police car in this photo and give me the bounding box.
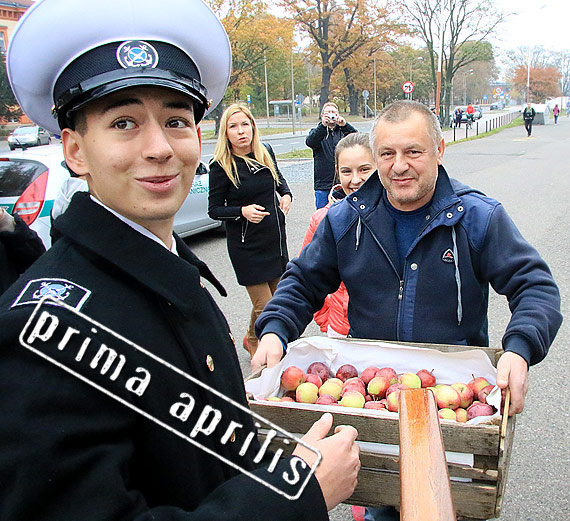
[0,145,220,248]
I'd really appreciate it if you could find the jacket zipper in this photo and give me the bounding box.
[241,220,248,243]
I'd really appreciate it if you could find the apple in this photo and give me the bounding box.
[280,397,295,402]
[360,366,381,385]
[307,362,330,383]
[364,401,387,410]
[455,408,468,423]
[399,372,422,389]
[434,385,461,410]
[319,379,342,400]
[378,399,389,409]
[478,384,495,404]
[315,394,338,405]
[416,369,436,388]
[280,366,305,391]
[387,383,408,396]
[336,364,359,382]
[468,376,491,397]
[365,394,373,402]
[340,390,365,408]
[367,376,390,399]
[466,401,494,420]
[283,390,296,400]
[295,382,319,404]
[305,373,323,388]
[451,382,474,409]
[266,396,281,402]
[377,367,398,386]
[386,390,400,412]
[327,377,343,387]
[342,379,366,397]
[438,408,457,421]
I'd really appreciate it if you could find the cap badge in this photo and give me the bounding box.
[116,40,159,69]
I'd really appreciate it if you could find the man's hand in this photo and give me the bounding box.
[251,333,284,372]
[336,115,346,127]
[279,194,292,216]
[496,351,529,416]
[0,207,16,233]
[293,413,360,511]
[241,204,270,224]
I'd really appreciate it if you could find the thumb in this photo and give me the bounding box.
[303,413,333,444]
[496,362,510,390]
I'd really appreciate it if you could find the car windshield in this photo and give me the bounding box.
[12,127,37,136]
[0,158,48,196]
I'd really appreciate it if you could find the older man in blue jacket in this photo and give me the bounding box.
[254,100,562,417]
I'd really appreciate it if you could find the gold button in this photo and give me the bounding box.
[206,355,215,372]
[230,432,236,443]
[200,281,205,288]
[229,333,235,346]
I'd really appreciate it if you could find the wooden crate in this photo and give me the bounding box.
[246,340,516,521]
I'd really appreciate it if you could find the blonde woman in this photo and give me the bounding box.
[208,103,292,357]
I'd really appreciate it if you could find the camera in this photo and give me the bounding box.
[330,114,337,121]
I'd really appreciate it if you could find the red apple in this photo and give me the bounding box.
[336,364,359,382]
[339,390,365,408]
[438,408,457,420]
[307,362,330,383]
[377,367,398,386]
[399,372,422,389]
[365,394,373,402]
[466,401,494,420]
[305,373,323,388]
[315,394,338,405]
[386,383,408,396]
[455,408,468,423]
[478,384,495,404]
[295,382,319,404]
[364,401,387,410]
[280,366,305,391]
[451,382,474,409]
[434,385,461,410]
[367,376,390,399]
[386,390,400,412]
[360,366,381,385]
[342,378,366,397]
[467,376,491,397]
[416,369,436,388]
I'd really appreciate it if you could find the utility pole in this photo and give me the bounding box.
[374,55,377,114]
[291,49,295,135]
[264,51,270,128]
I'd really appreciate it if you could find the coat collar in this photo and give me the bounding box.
[54,193,226,316]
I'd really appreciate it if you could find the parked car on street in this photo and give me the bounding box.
[473,105,483,119]
[0,145,220,248]
[7,125,51,150]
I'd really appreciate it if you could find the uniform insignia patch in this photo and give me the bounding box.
[442,249,455,263]
[11,278,91,310]
[116,40,159,69]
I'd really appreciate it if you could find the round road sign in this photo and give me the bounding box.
[402,81,415,94]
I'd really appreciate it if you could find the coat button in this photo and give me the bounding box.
[206,355,215,372]
[410,263,418,271]
[360,204,365,209]
[200,281,205,288]
[352,196,358,201]
[425,215,430,220]
[229,432,236,443]
[446,212,453,218]
[229,333,235,346]
[457,206,464,212]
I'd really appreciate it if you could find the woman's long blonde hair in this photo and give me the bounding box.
[212,103,279,187]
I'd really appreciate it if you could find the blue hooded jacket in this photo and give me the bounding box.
[256,167,562,366]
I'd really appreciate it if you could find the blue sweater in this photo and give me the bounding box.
[256,167,562,366]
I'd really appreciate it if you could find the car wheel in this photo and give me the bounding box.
[9,145,14,150]
[36,139,41,146]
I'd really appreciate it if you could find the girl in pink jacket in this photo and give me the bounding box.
[300,132,375,337]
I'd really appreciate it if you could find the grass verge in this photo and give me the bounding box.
[276,148,313,160]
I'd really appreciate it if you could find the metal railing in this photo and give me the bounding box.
[450,111,520,142]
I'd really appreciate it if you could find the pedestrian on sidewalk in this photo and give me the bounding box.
[454,107,463,128]
[523,103,536,136]
[553,104,560,124]
[306,102,357,209]
[208,103,292,358]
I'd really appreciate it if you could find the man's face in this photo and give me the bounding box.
[62,87,200,240]
[322,104,339,124]
[373,111,444,211]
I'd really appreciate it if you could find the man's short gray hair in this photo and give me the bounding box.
[370,100,443,155]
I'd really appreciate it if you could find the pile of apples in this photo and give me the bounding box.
[268,362,498,422]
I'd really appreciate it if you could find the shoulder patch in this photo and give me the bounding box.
[11,278,91,310]
[442,249,455,263]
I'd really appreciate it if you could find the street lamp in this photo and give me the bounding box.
[264,51,270,128]
[462,69,474,105]
[291,48,295,135]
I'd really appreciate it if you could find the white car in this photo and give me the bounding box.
[0,145,220,248]
[7,125,52,150]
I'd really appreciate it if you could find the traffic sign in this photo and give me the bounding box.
[483,95,488,101]
[402,81,415,94]
[246,94,251,104]
[362,90,370,99]
[493,87,502,96]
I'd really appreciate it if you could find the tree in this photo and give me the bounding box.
[280,0,399,111]
[512,66,561,102]
[398,0,505,123]
[0,55,21,122]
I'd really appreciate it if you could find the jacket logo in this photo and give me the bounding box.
[442,249,455,263]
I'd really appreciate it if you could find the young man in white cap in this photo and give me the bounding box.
[0,0,360,519]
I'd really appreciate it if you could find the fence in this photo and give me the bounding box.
[449,111,520,142]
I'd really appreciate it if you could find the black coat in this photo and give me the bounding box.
[0,213,45,295]
[208,146,292,286]
[0,193,327,521]
[305,122,357,191]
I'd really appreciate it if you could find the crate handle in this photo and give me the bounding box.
[500,388,511,439]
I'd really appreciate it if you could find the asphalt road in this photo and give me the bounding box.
[184,117,570,520]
